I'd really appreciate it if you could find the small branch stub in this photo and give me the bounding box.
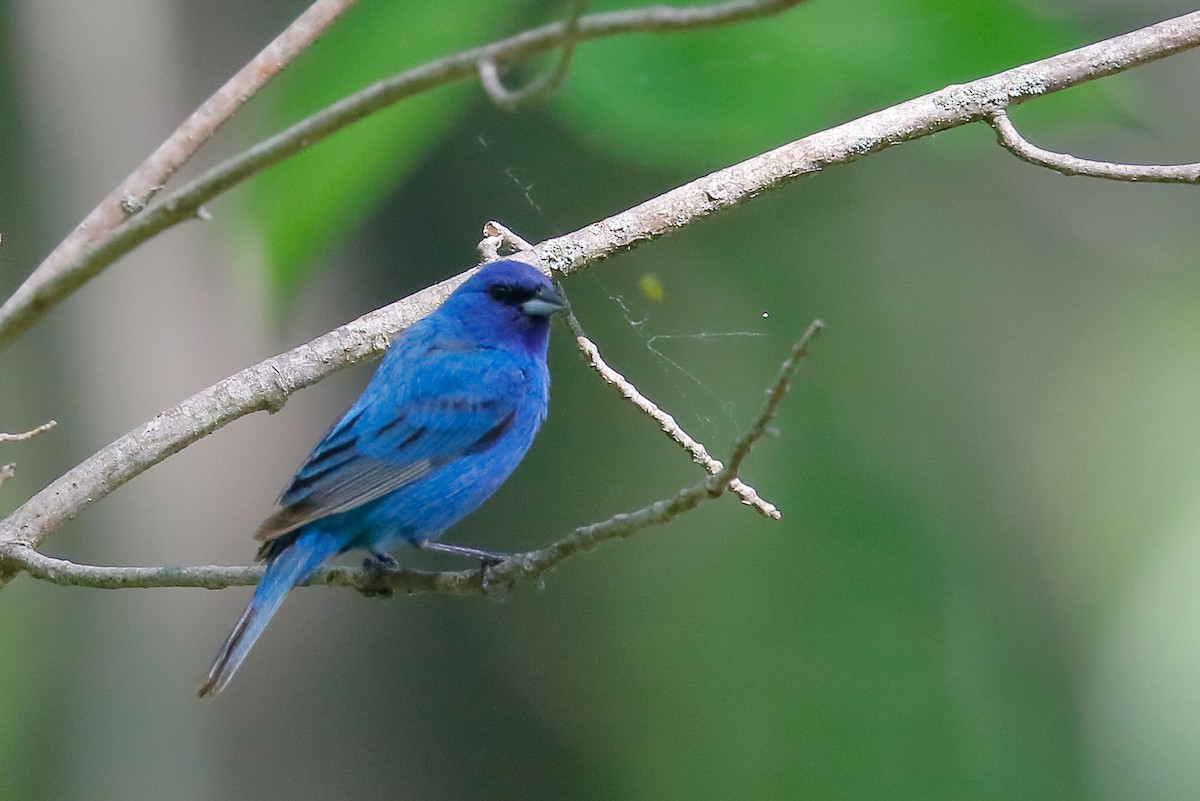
[0,420,57,443]
[478,221,536,262]
[0,420,58,490]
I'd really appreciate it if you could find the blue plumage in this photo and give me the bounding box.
[199,260,563,697]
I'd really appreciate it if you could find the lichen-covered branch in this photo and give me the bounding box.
[0,325,821,593]
[518,10,1200,279]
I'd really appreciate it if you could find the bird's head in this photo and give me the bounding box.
[444,260,566,355]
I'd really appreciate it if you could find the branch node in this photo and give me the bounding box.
[259,366,291,414]
[478,221,535,263]
[120,193,149,216]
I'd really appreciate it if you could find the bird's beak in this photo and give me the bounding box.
[521,284,567,317]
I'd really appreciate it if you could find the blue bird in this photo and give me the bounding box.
[198,260,564,697]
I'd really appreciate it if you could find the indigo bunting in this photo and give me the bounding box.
[198,260,564,697]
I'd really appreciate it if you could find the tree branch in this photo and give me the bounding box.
[2,10,1200,587]
[988,109,1200,182]
[0,324,821,593]
[0,273,464,587]
[0,0,806,349]
[0,0,357,346]
[516,11,1200,279]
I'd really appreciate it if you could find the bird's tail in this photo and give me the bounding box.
[197,529,341,698]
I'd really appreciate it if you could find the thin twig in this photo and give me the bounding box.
[989,109,1200,182]
[0,0,356,343]
[0,420,57,443]
[0,0,805,349]
[479,0,586,111]
[0,421,58,490]
[565,307,781,518]
[714,319,822,487]
[0,327,820,592]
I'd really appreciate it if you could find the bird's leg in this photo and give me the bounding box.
[418,540,508,563]
[360,551,400,599]
[417,540,509,590]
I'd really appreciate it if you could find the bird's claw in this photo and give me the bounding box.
[360,552,400,599]
[479,557,498,591]
[479,555,515,595]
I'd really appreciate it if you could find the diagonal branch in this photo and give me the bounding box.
[0,324,822,593]
[0,0,806,349]
[0,0,357,344]
[564,307,781,518]
[988,109,1200,182]
[518,10,1200,279]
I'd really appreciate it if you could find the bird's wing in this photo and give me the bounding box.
[256,347,525,543]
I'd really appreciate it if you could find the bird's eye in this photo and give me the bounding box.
[487,282,535,304]
[487,283,513,302]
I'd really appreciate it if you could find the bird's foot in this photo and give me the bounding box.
[360,551,400,599]
[478,554,508,593]
[416,540,511,594]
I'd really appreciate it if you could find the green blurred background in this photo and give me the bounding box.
[3,0,1200,798]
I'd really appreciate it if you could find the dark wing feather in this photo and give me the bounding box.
[256,348,523,543]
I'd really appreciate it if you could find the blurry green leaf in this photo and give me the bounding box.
[638,272,664,303]
[241,0,523,296]
[553,0,1115,172]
